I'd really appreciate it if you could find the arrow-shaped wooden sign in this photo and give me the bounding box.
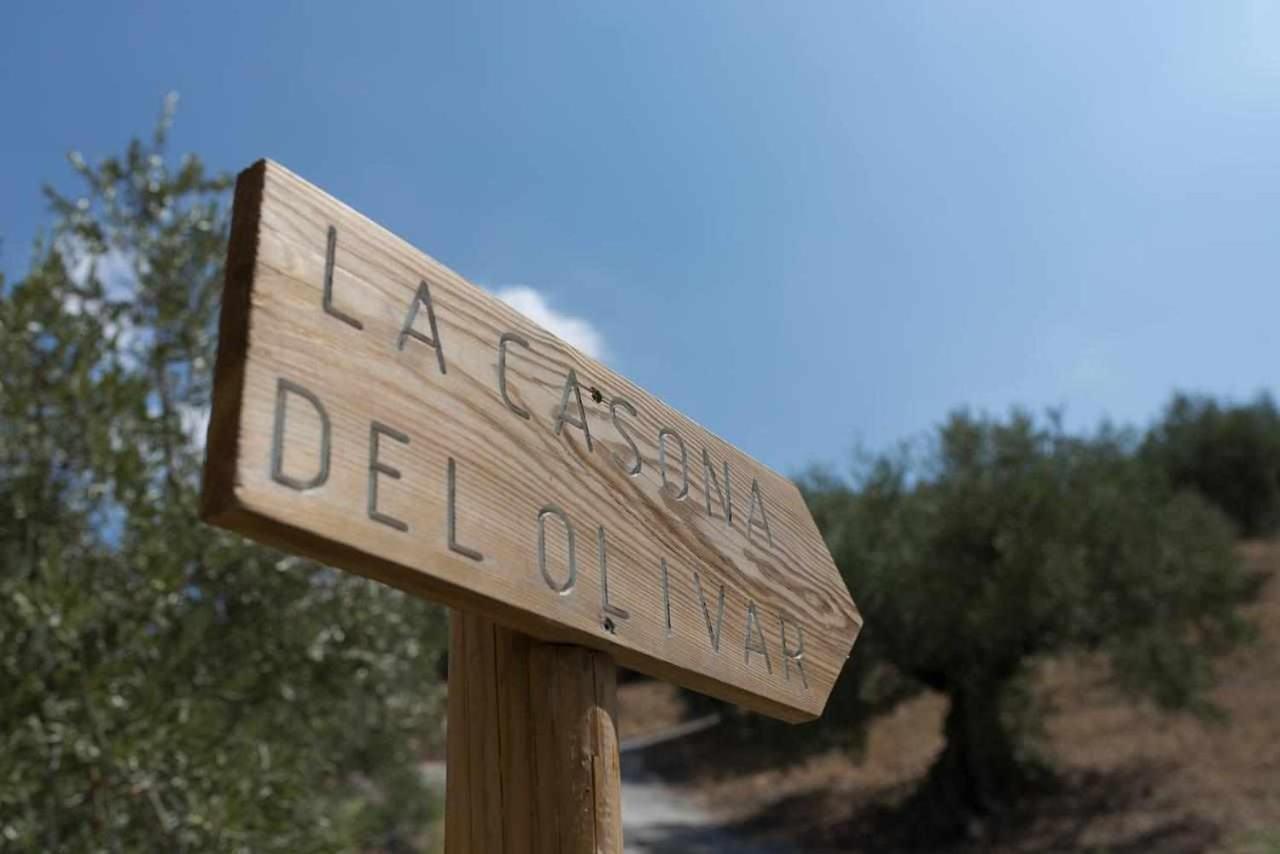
[201,160,861,723]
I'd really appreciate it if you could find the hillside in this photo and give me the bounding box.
[617,541,1280,853]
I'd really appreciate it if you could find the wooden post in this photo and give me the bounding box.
[445,610,622,853]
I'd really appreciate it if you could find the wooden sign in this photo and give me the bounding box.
[201,160,861,722]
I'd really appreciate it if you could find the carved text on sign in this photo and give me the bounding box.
[269,222,803,683]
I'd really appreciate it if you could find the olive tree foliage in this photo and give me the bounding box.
[1,100,448,852]
[1142,391,1280,538]
[802,411,1256,819]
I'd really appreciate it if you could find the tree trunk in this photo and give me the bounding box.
[928,682,1025,817]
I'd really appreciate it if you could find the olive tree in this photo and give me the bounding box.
[1,100,447,852]
[1143,391,1280,538]
[803,411,1256,820]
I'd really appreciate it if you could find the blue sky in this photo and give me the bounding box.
[3,2,1278,475]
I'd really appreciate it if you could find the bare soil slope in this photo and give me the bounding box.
[619,541,1280,853]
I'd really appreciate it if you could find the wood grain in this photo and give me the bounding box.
[201,159,861,721]
[445,611,621,853]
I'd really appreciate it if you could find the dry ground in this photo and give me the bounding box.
[616,541,1280,853]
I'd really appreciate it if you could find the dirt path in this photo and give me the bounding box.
[619,715,788,854]
[622,778,785,853]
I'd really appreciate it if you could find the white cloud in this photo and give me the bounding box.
[178,403,212,451]
[60,240,151,366]
[66,244,139,300]
[494,286,606,361]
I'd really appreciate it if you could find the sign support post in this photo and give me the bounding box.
[445,611,621,853]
